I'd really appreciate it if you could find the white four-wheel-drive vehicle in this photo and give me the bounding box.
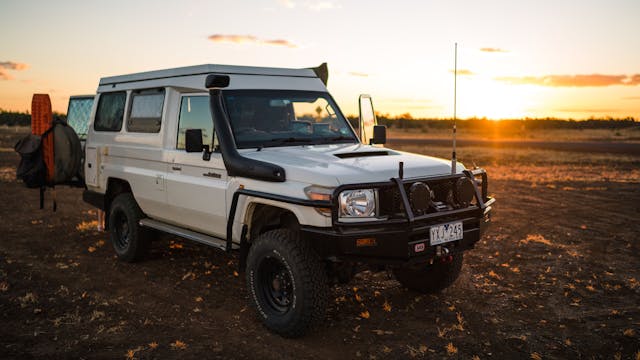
[78,63,494,337]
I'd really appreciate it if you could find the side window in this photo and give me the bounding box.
[127,88,165,133]
[177,96,213,150]
[94,92,126,132]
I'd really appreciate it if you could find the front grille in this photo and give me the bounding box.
[378,176,474,218]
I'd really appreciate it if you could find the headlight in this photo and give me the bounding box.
[339,189,376,218]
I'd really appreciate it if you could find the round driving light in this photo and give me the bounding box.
[409,182,432,215]
[455,177,475,207]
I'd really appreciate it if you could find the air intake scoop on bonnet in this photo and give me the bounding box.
[334,151,390,159]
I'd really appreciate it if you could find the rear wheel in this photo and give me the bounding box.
[108,193,150,262]
[393,253,464,294]
[246,229,328,338]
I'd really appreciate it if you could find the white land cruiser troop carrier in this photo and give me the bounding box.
[81,63,494,337]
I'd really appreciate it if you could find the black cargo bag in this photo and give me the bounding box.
[14,133,46,188]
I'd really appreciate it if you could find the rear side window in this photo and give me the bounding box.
[127,88,165,133]
[66,96,94,140]
[94,92,126,132]
[177,96,213,150]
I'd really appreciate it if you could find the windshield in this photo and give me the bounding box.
[222,90,358,149]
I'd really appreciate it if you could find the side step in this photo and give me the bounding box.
[139,218,238,251]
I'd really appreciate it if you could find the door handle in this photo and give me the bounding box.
[172,166,182,171]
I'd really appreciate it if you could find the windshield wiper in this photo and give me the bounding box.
[325,135,355,143]
[264,137,314,148]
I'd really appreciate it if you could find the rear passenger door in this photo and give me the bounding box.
[164,95,228,238]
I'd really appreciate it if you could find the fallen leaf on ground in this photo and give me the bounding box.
[181,272,195,281]
[521,234,554,246]
[359,310,370,319]
[195,296,203,302]
[125,346,143,360]
[148,342,158,349]
[623,328,635,337]
[372,329,393,335]
[76,220,99,232]
[383,300,392,312]
[170,340,187,350]
[445,342,457,356]
[88,246,96,253]
[531,352,542,360]
[169,242,183,249]
[125,349,136,360]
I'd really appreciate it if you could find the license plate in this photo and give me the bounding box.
[430,221,463,245]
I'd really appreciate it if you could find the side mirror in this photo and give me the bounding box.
[358,94,377,145]
[372,125,386,145]
[185,129,203,152]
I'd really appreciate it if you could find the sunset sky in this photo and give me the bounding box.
[1,0,639,119]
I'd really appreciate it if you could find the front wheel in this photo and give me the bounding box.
[393,253,464,294]
[246,229,328,338]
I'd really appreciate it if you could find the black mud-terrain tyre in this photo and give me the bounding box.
[246,229,328,338]
[108,193,150,262]
[393,253,464,294]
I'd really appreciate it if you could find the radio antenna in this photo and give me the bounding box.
[451,42,458,174]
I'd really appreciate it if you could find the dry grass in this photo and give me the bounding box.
[391,143,640,184]
[388,126,640,142]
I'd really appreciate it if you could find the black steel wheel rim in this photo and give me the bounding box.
[257,256,293,314]
[113,210,130,250]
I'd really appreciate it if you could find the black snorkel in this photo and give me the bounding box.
[205,74,286,182]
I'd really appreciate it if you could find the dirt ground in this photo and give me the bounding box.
[1,128,639,359]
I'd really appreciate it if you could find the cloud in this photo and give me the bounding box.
[262,39,297,47]
[449,69,474,76]
[208,34,296,48]
[622,96,640,100]
[348,71,368,77]
[496,74,640,87]
[480,47,507,53]
[0,61,29,80]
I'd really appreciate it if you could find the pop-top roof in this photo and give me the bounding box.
[99,64,319,86]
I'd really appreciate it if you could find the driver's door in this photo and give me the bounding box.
[164,95,227,237]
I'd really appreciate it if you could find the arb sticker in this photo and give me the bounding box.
[414,243,425,252]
